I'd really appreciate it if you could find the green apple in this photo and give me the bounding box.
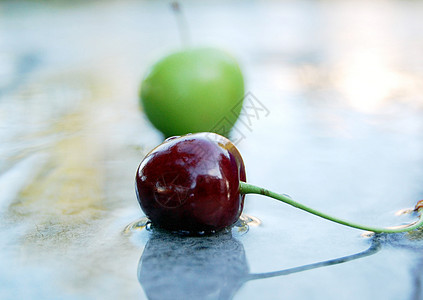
[140,47,244,137]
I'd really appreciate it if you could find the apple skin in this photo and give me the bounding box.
[140,48,245,138]
[135,132,246,234]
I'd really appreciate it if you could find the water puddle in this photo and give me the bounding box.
[124,213,262,239]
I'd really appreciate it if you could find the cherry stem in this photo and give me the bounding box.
[171,2,191,47]
[239,181,423,234]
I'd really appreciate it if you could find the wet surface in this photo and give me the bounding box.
[1,0,423,299]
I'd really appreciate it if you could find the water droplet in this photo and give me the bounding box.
[395,207,414,216]
[164,136,181,142]
[361,231,375,238]
[123,216,150,234]
[232,214,261,236]
[240,214,261,226]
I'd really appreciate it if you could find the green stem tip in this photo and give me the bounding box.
[239,181,423,234]
[171,1,190,47]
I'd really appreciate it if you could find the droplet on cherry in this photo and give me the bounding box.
[135,132,246,234]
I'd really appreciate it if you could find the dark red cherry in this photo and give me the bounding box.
[135,132,246,233]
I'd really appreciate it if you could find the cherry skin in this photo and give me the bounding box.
[135,132,246,233]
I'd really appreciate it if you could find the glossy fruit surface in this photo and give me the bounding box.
[135,132,246,233]
[140,48,244,137]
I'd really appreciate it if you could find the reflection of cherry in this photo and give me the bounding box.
[137,229,381,299]
[136,133,246,233]
[138,230,248,299]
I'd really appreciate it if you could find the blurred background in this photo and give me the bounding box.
[1,0,423,299]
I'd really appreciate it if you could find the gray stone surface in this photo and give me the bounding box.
[1,0,423,299]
